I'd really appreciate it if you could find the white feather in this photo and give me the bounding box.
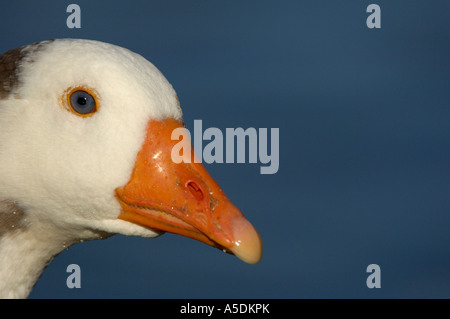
[0,39,183,297]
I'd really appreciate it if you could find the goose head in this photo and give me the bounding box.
[0,39,262,297]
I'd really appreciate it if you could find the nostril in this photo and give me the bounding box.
[186,181,204,201]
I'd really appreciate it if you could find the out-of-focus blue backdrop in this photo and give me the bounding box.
[0,1,449,298]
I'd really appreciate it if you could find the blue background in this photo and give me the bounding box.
[0,1,449,298]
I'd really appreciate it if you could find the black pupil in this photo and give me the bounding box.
[70,90,96,114]
[77,97,87,105]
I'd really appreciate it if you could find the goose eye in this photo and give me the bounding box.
[62,86,99,117]
[70,90,96,114]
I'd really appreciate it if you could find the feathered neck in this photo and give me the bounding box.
[0,218,67,298]
[0,201,108,298]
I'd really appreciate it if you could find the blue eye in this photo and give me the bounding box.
[69,90,96,114]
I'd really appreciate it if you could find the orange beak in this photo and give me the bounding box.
[115,119,262,264]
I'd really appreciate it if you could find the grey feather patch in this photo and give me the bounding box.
[0,200,27,238]
[0,40,54,99]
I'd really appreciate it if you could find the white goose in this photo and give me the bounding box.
[0,39,262,299]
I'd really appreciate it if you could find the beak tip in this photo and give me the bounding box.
[229,219,263,264]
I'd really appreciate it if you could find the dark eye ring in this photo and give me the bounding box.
[63,86,99,117]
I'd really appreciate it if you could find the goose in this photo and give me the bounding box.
[0,39,262,299]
